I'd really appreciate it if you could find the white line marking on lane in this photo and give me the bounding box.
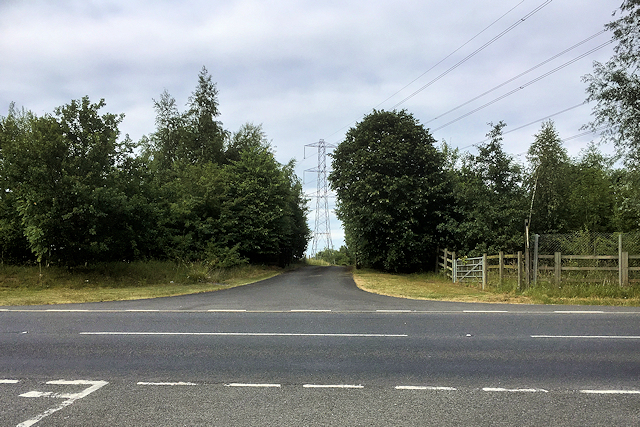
[303,384,364,389]
[80,332,408,337]
[17,380,108,427]
[580,390,640,394]
[554,311,605,314]
[0,379,19,384]
[290,309,332,312]
[532,335,640,339]
[137,382,197,386]
[463,310,509,313]
[483,387,548,393]
[376,310,412,313]
[395,386,457,391]
[207,309,247,312]
[225,383,281,388]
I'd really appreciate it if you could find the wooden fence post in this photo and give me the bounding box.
[482,253,487,290]
[533,234,539,286]
[554,252,562,286]
[499,251,504,286]
[517,251,522,290]
[451,251,456,283]
[621,251,629,287]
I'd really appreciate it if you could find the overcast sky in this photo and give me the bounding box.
[0,0,622,250]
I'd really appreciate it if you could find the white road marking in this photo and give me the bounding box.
[17,380,108,427]
[80,332,408,337]
[290,309,332,312]
[125,309,161,312]
[580,389,640,394]
[532,335,640,339]
[137,382,197,386]
[463,310,509,313]
[0,379,19,384]
[554,311,605,314]
[303,384,364,389]
[225,383,281,388]
[376,310,412,313]
[395,386,457,391]
[207,309,247,312]
[483,387,548,393]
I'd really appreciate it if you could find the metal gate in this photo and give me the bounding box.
[454,256,484,283]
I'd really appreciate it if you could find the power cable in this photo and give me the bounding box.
[321,0,527,141]
[391,0,553,110]
[431,40,614,132]
[425,30,607,125]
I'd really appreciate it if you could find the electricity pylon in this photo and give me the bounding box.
[305,139,336,257]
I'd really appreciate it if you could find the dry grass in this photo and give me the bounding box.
[0,262,283,306]
[351,268,640,305]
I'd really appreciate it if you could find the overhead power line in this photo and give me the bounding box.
[425,30,607,125]
[391,0,553,109]
[431,40,614,132]
[322,0,527,141]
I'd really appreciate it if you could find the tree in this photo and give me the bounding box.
[329,110,452,272]
[450,122,527,255]
[1,97,153,265]
[526,120,570,233]
[583,0,640,163]
[565,143,616,232]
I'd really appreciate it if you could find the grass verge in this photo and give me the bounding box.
[0,261,285,306]
[352,268,640,306]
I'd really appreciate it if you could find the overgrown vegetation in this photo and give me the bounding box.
[0,261,284,306]
[352,268,640,306]
[0,67,310,268]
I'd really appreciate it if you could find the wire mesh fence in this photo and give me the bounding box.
[535,232,640,284]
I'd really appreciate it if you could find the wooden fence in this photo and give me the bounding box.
[438,247,638,288]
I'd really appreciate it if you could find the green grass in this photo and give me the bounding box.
[0,261,284,306]
[352,268,640,306]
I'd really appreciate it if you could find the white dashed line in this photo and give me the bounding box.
[207,309,247,312]
[463,310,509,313]
[580,389,640,394]
[554,311,605,314]
[303,384,364,389]
[532,335,640,339]
[395,386,457,391]
[80,332,408,337]
[225,383,281,388]
[376,310,412,313]
[0,379,20,384]
[483,387,548,393]
[290,309,332,312]
[137,382,197,386]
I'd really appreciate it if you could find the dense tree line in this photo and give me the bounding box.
[330,110,639,272]
[0,67,310,266]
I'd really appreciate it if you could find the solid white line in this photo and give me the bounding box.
[290,309,332,312]
[483,387,548,393]
[137,382,197,386]
[303,384,364,389]
[0,379,19,384]
[554,311,605,314]
[532,335,640,339]
[225,383,281,388]
[207,309,247,312]
[80,332,408,337]
[395,386,457,391]
[580,389,640,394]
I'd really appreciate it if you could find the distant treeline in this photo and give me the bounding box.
[0,67,310,267]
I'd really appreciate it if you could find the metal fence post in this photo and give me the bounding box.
[517,251,522,290]
[452,251,456,283]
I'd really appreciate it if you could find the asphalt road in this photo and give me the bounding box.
[1,265,640,426]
